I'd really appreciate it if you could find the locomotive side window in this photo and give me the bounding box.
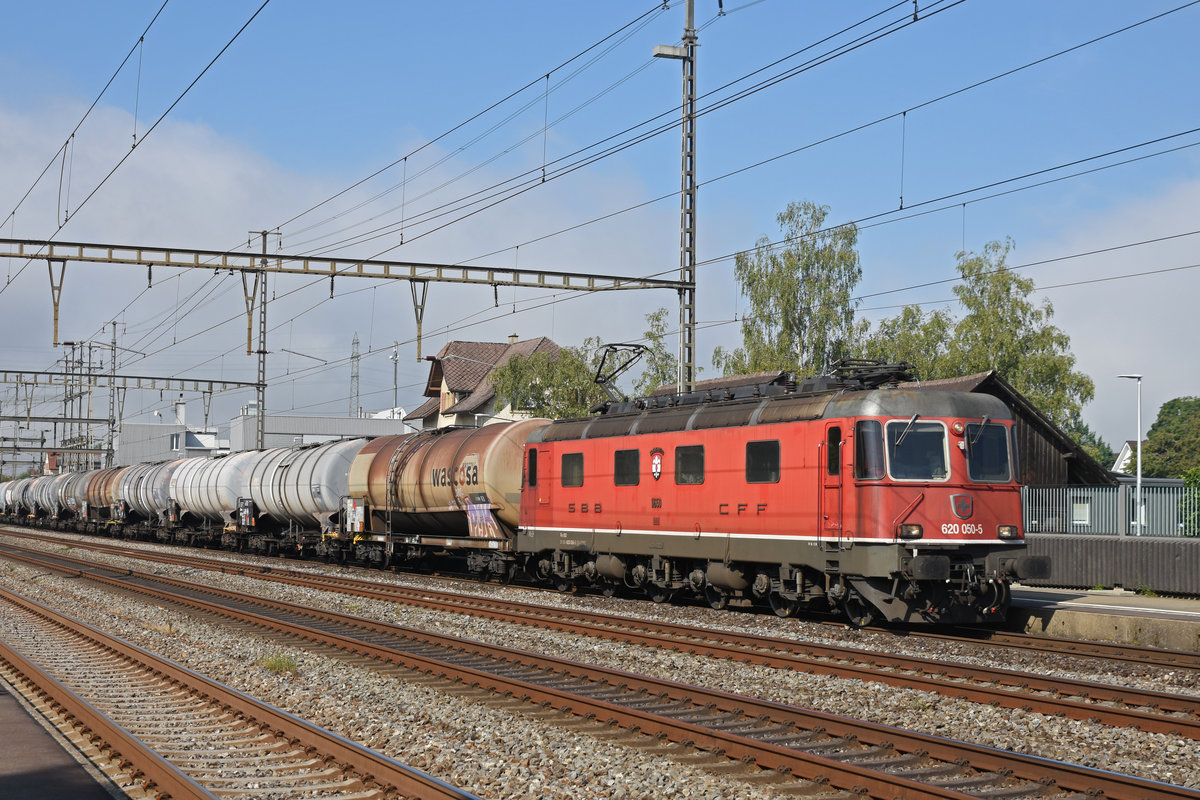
[614,449,640,486]
[854,420,884,480]
[965,422,1013,483]
[527,449,538,487]
[746,440,780,483]
[675,445,704,485]
[825,428,841,476]
[561,452,584,487]
[885,419,948,481]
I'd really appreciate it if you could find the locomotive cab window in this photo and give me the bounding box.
[886,418,948,481]
[746,440,780,483]
[561,452,584,488]
[675,445,704,485]
[614,449,639,486]
[965,422,1013,483]
[854,420,884,480]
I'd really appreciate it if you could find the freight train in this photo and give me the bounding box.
[0,363,1049,627]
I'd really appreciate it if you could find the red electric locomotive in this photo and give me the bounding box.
[519,364,1049,626]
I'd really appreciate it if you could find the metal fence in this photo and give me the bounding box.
[1023,484,1200,537]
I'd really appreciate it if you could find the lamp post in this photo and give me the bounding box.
[1118,373,1142,534]
[390,342,399,419]
[653,0,697,394]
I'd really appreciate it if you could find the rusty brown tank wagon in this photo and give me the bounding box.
[338,419,550,573]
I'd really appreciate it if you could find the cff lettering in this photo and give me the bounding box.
[718,503,768,515]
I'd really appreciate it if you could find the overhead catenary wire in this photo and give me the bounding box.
[1,0,172,236]
[0,0,273,301]
[273,2,672,241]
[284,1,953,262]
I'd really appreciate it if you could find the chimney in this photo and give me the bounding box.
[174,397,186,427]
[508,333,519,344]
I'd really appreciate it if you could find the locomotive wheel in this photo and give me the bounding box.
[599,580,618,598]
[704,585,728,610]
[842,591,877,628]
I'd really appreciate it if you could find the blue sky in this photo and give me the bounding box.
[2,0,1198,452]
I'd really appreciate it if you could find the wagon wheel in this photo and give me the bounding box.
[842,590,877,628]
[704,585,728,611]
[768,592,797,618]
[646,585,674,604]
[599,580,618,598]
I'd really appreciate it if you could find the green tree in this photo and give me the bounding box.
[947,239,1093,426]
[713,201,863,376]
[863,238,1093,428]
[1065,420,1116,468]
[632,307,679,397]
[1140,396,1200,479]
[858,305,954,378]
[489,337,608,419]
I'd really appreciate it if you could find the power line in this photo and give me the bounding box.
[1,0,172,235]
[272,2,671,239]
[282,1,946,261]
[0,1,273,300]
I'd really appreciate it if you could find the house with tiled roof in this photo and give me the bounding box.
[410,336,561,429]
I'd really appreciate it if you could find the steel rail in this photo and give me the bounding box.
[0,584,481,800]
[8,525,1199,675]
[11,525,1196,672]
[0,630,219,800]
[7,545,1194,800]
[4,533,1193,737]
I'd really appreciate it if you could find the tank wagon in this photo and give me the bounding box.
[0,364,1049,626]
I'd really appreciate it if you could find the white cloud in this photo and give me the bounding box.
[1024,175,1200,448]
[0,96,680,431]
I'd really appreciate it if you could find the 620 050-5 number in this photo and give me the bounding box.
[941,522,985,536]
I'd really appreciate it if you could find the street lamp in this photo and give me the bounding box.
[390,342,399,418]
[1118,374,1142,534]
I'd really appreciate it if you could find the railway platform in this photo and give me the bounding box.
[0,677,125,800]
[1010,586,1200,651]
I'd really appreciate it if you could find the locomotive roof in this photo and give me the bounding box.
[529,385,1012,443]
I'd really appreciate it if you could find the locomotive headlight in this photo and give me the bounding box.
[898,523,923,540]
[997,525,1019,539]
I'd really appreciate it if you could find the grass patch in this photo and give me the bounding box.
[257,652,301,676]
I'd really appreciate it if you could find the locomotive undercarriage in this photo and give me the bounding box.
[517,532,1038,626]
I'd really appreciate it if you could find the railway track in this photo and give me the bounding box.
[0,586,480,800]
[3,531,1196,741]
[1,539,1195,800]
[7,527,1197,674]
